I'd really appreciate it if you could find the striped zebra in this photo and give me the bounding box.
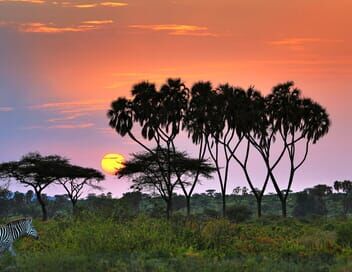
[0,218,39,256]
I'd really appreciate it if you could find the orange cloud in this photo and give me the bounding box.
[64,1,127,8]
[269,38,343,51]
[19,22,88,33]
[129,24,217,37]
[100,2,127,7]
[18,20,113,33]
[82,20,114,25]
[0,0,45,3]
[73,3,98,8]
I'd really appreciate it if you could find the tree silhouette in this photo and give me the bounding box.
[224,86,275,217]
[0,179,9,212]
[270,82,330,216]
[334,180,352,216]
[182,81,225,216]
[108,79,189,216]
[247,82,330,217]
[118,148,214,219]
[293,189,328,218]
[0,152,68,220]
[109,78,330,218]
[58,165,104,213]
[185,82,242,216]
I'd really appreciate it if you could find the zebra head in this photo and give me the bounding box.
[25,218,39,240]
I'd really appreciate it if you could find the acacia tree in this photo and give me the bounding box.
[58,165,104,213]
[108,79,189,216]
[0,178,10,212]
[0,153,68,221]
[247,82,330,217]
[334,180,352,216]
[118,148,214,219]
[172,151,216,216]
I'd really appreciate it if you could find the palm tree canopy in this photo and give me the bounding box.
[266,81,330,143]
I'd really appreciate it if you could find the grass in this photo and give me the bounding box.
[1,214,352,271]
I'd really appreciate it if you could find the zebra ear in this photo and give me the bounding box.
[27,217,33,224]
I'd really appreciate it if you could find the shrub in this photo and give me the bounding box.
[203,208,219,219]
[200,219,238,254]
[336,221,352,247]
[226,205,252,223]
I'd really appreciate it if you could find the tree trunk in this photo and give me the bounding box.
[186,196,191,217]
[222,193,226,217]
[166,198,173,220]
[36,191,48,221]
[257,198,262,218]
[343,195,348,217]
[72,200,77,215]
[281,199,287,217]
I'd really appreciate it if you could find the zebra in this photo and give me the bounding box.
[0,218,39,256]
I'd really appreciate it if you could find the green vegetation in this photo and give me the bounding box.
[0,215,352,271]
[1,189,352,271]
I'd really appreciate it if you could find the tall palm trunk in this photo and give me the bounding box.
[281,199,287,217]
[186,196,191,217]
[222,192,226,217]
[256,197,262,217]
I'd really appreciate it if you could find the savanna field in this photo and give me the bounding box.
[1,191,352,272]
[1,215,352,272]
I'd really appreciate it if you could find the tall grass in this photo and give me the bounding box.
[1,214,351,271]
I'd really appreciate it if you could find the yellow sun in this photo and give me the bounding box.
[101,153,125,175]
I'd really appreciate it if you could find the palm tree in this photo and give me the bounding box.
[182,81,217,216]
[251,82,331,217]
[225,87,274,217]
[109,79,190,217]
[184,81,234,217]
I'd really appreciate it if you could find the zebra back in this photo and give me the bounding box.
[1,218,38,242]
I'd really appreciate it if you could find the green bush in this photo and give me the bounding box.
[226,205,252,223]
[336,221,352,247]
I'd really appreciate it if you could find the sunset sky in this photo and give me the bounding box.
[0,0,351,196]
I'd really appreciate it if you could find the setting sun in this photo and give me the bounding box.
[101,153,125,175]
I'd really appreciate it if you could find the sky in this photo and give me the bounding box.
[0,0,351,197]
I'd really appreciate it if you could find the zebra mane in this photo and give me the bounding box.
[6,217,32,226]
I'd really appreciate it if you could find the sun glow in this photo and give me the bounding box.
[101,153,125,175]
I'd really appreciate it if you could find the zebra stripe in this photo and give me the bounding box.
[0,218,39,256]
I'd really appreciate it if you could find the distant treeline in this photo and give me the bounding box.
[1,182,351,221]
